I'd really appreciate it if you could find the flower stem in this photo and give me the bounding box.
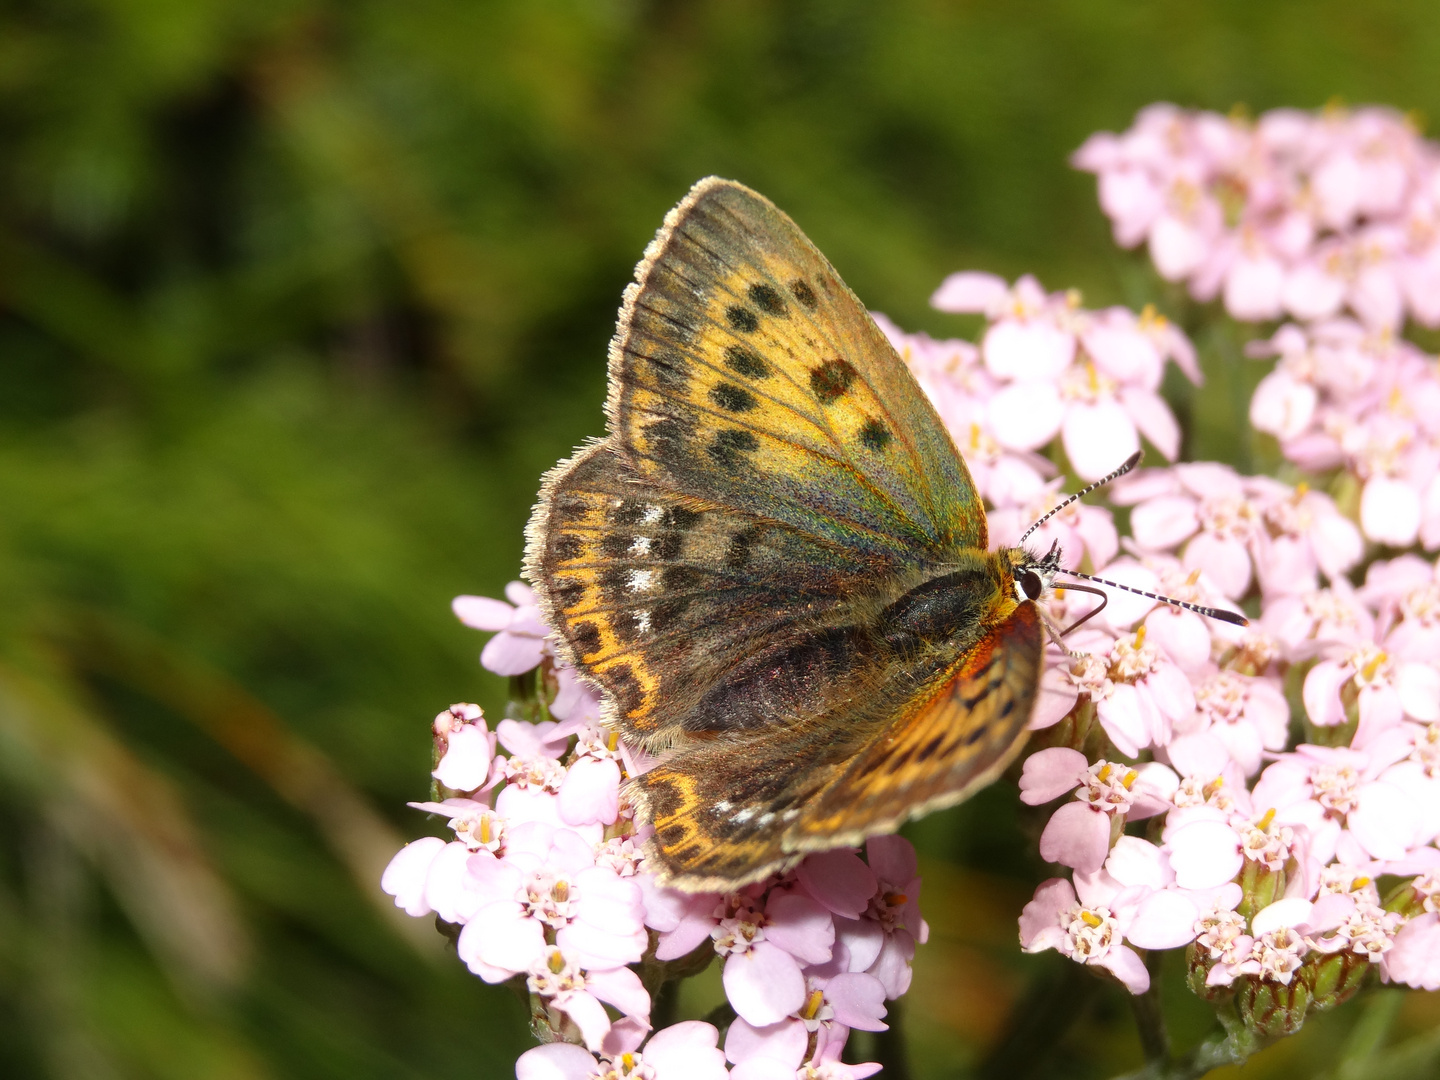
[874,995,911,1080]
[1109,1004,1269,1080]
[1130,953,1170,1065]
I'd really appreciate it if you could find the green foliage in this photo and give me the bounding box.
[1,1,1439,1077]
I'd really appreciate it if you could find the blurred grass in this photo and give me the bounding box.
[2,1,1440,1077]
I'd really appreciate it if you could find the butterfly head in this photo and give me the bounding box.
[1004,539,1065,606]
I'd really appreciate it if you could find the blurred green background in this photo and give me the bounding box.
[3,2,1440,1078]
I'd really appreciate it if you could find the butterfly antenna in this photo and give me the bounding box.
[1018,450,1145,548]
[1058,568,1249,626]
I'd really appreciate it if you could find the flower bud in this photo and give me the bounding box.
[1185,942,1235,1003]
[1303,951,1368,1012]
[1237,975,1311,1038]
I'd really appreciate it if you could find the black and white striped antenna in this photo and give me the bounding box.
[1059,568,1248,626]
[1018,450,1145,547]
[1015,449,1249,630]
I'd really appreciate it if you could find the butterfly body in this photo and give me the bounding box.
[526,177,1045,890]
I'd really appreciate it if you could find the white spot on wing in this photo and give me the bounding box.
[634,610,651,633]
[732,808,756,824]
[630,536,653,557]
[627,569,657,592]
[642,505,664,525]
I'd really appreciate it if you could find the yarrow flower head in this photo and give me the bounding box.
[1075,103,1440,330]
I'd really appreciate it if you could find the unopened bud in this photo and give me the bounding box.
[1238,975,1311,1038]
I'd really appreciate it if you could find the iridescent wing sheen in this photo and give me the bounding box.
[525,440,901,746]
[633,602,1043,890]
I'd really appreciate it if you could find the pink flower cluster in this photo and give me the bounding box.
[1075,103,1440,328]
[1013,531,1440,1000]
[1112,461,1362,602]
[382,584,927,1080]
[1248,319,1440,549]
[889,271,1199,487]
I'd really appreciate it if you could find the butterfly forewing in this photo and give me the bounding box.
[610,178,986,561]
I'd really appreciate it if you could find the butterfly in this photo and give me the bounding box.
[525,178,1088,890]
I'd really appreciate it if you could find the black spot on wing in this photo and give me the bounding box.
[725,527,759,570]
[554,579,585,611]
[859,417,892,451]
[661,566,704,591]
[726,305,759,333]
[710,383,758,413]
[608,663,645,716]
[637,347,690,391]
[643,416,694,464]
[748,283,787,315]
[572,621,602,657]
[601,533,632,558]
[725,345,771,379]
[915,732,947,762]
[650,595,693,633]
[790,279,818,309]
[662,507,701,530]
[612,500,647,526]
[810,359,857,403]
[709,428,759,467]
[553,535,585,561]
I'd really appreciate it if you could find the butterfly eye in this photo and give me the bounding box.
[1020,570,1044,600]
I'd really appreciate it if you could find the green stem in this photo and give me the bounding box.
[1109,1006,1269,1080]
[701,1001,737,1042]
[1130,952,1170,1066]
[873,995,911,1080]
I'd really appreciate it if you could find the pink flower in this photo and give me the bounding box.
[987,483,1118,571]
[432,704,497,792]
[710,896,816,1027]
[456,822,648,980]
[925,273,1194,482]
[1082,627,1195,757]
[454,581,552,675]
[1120,463,1261,599]
[1169,671,1290,777]
[1303,643,1437,745]
[856,836,928,998]
[516,1021,729,1080]
[1034,756,1176,873]
[381,836,447,917]
[1261,585,1376,661]
[1382,912,1440,990]
[559,725,624,827]
[724,972,887,1078]
[1018,877,1151,994]
[527,946,650,1051]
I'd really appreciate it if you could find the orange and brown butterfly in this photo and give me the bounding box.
[523,176,1060,892]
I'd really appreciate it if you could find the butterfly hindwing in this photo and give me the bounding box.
[609,177,986,563]
[634,600,1043,889]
